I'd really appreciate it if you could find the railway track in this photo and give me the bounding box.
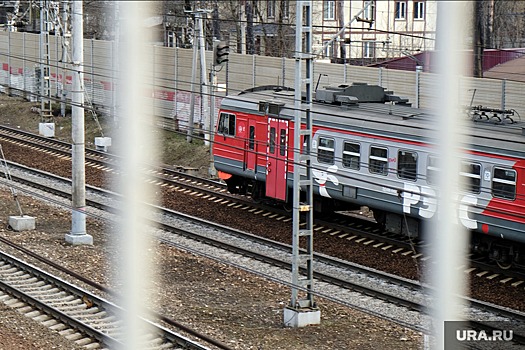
[1,126,525,293]
[0,250,223,350]
[2,161,525,348]
[0,124,226,192]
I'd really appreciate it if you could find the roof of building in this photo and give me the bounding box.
[483,54,525,82]
[369,49,525,78]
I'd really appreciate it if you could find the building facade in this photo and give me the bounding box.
[246,0,437,64]
[315,0,437,64]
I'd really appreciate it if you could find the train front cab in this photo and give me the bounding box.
[213,108,291,202]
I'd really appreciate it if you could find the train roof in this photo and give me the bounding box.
[221,84,525,159]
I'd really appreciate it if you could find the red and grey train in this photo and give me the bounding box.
[212,83,525,268]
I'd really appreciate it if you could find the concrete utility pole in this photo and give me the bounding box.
[284,0,319,328]
[187,10,210,144]
[65,0,92,245]
[60,0,70,117]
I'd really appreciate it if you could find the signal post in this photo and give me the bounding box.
[209,38,229,177]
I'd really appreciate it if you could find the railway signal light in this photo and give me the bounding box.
[213,41,229,67]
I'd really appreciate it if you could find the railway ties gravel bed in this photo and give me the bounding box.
[4,160,431,335]
[0,254,215,350]
[9,161,525,344]
[0,252,215,350]
[4,126,525,290]
[3,129,524,348]
[152,212,525,340]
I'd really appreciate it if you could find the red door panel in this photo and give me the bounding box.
[246,119,257,171]
[266,118,288,201]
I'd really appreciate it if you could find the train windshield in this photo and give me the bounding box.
[218,113,236,136]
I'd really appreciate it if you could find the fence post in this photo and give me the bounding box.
[91,39,95,102]
[501,79,506,111]
[252,54,256,88]
[23,32,26,96]
[7,30,11,95]
[416,65,423,108]
[226,55,229,95]
[282,56,286,86]
[175,47,178,126]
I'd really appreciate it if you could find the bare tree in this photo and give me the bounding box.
[473,1,484,77]
[492,0,525,48]
[253,0,294,57]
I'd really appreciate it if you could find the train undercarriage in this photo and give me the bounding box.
[373,208,525,270]
[225,175,525,270]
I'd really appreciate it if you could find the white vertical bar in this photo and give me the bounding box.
[116,2,156,348]
[430,1,471,349]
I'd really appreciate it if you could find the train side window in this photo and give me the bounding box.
[218,113,235,136]
[249,126,255,150]
[279,129,286,156]
[369,146,388,175]
[427,155,440,185]
[317,137,335,164]
[460,162,481,193]
[269,127,276,154]
[397,150,417,180]
[342,141,360,170]
[492,167,516,200]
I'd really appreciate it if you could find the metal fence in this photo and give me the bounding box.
[0,31,523,130]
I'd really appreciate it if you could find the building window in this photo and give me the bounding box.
[492,168,516,200]
[460,162,481,194]
[317,137,335,164]
[267,0,276,18]
[395,1,407,19]
[342,141,360,170]
[364,0,375,20]
[324,0,335,20]
[363,41,375,58]
[397,150,418,180]
[282,0,290,19]
[414,1,425,19]
[369,146,388,175]
[218,113,236,136]
[323,40,334,58]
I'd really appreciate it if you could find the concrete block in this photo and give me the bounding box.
[39,123,55,137]
[95,137,112,152]
[283,307,321,328]
[95,137,112,147]
[64,233,93,245]
[8,216,36,231]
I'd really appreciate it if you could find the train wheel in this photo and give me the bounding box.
[496,260,513,270]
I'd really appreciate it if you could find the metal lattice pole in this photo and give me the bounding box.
[285,0,318,328]
[39,0,53,123]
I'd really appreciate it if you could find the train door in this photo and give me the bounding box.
[236,119,248,169]
[266,118,288,201]
[245,119,257,171]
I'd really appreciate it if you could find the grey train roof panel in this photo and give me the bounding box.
[221,84,525,159]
